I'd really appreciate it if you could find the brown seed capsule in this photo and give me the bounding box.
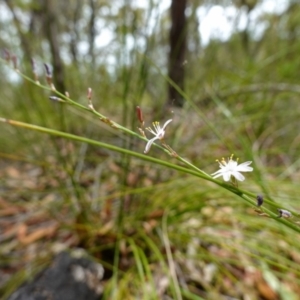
[136,106,144,125]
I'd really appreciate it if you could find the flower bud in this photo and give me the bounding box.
[136,106,144,125]
[278,209,292,218]
[87,87,92,100]
[256,195,263,207]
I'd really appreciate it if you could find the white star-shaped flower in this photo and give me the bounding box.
[144,119,172,153]
[211,155,253,182]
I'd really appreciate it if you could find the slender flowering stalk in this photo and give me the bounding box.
[211,154,253,182]
[144,119,172,153]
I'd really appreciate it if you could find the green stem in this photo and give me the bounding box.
[1,117,300,234]
[0,58,225,177]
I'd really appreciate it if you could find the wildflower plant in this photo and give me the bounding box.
[0,54,298,232]
[1,53,300,299]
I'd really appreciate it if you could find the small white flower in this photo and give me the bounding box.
[211,154,253,182]
[144,119,172,153]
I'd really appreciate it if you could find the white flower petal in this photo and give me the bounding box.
[144,137,158,153]
[223,172,231,181]
[236,161,253,172]
[162,119,172,130]
[228,160,238,168]
[232,171,245,181]
[211,170,223,178]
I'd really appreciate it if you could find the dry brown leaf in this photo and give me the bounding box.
[143,219,158,233]
[147,209,164,219]
[6,166,22,178]
[97,220,114,236]
[108,161,122,174]
[18,223,58,245]
[255,272,278,300]
[17,223,28,242]
[0,197,11,208]
[126,172,139,186]
[25,212,51,226]
[1,223,22,242]
[0,207,24,217]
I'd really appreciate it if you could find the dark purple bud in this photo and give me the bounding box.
[256,195,263,207]
[44,63,52,78]
[44,63,55,89]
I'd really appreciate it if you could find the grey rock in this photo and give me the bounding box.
[8,251,104,300]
